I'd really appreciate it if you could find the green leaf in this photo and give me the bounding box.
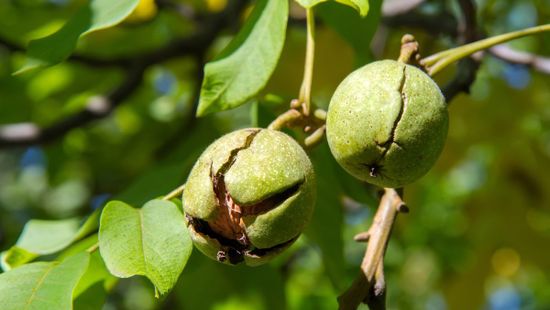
[0,252,90,310]
[98,199,192,295]
[15,0,140,74]
[317,0,382,65]
[0,247,38,272]
[305,143,348,290]
[59,236,116,309]
[196,0,288,116]
[175,255,286,310]
[1,210,100,271]
[295,0,369,16]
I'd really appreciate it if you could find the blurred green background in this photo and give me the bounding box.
[1,0,550,309]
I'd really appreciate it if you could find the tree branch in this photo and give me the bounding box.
[0,36,132,68]
[0,0,248,149]
[489,44,550,74]
[382,10,458,38]
[338,188,406,310]
[441,0,481,102]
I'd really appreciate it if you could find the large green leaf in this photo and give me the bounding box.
[15,0,140,74]
[317,0,382,65]
[98,199,192,295]
[0,252,90,310]
[1,210,100,271]
[295,0,369,16]
[57,236,116,310]
[196,0,288,116]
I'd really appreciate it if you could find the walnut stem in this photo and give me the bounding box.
[420,23,550,75]
[298,8,316,116]
[267,9,326,148]
[162,184,186,201]
[338,188,406,310]
[397,34,420,64]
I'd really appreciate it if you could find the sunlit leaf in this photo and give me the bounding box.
[295,0,369,16]
[15,0,140,74]
[0,252,90,310]
[196,0,288,116]
[1,210,100,271]
[73,251,114,310]
[98,199,192,295]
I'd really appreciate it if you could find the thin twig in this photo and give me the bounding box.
[0,36,132,68]
[268,109,302,131]
[0,64,146,148]
[338,188,406,310]
[489,44,550,74]
[421,24,550,76]
[397,34,420,64]
[162,184,185,201]
[298,8,316,117]
[268,7,325,147]
[86,242,99,253]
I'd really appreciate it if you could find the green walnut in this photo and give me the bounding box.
[326,60,448,188]
[182,128,316,266]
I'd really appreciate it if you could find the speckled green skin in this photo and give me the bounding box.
[326,60,448,188]
[183,128,316,265]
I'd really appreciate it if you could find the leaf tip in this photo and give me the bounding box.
[195,99,213,117]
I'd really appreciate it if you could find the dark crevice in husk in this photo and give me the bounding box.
[186,214,298,265]
[188,129,303,264]
[365,65,408,179]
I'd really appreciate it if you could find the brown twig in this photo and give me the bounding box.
[0,36,132,68]
[267,103,326,148]
[397,34,420,64]
[338,188,406,310]
[489,44,550,74]
[0,64,146,148]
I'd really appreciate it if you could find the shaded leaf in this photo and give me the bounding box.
[317,0,382,65]
[196,0,288,116]
[73,282,107,310]
[98,199,192,295]
[1,210,100,271]
[15,0,140,74]
[175,254,286,309]
[295,0,369,16]
[0,252,90,310]
[57,235,117,298]
[0,247,37,272]
[305,143,348,290]
[73,251,114,310]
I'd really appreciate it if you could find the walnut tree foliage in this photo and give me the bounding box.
[0,0,550,309]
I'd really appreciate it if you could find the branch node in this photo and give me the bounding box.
[397,203,409,213]
[397,34,420,64]
[353,231,371,243]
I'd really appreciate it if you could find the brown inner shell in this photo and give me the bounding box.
[186,129,302,264]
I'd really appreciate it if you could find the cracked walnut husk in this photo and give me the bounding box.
[326,60,448,188]
[182,128,316,266]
